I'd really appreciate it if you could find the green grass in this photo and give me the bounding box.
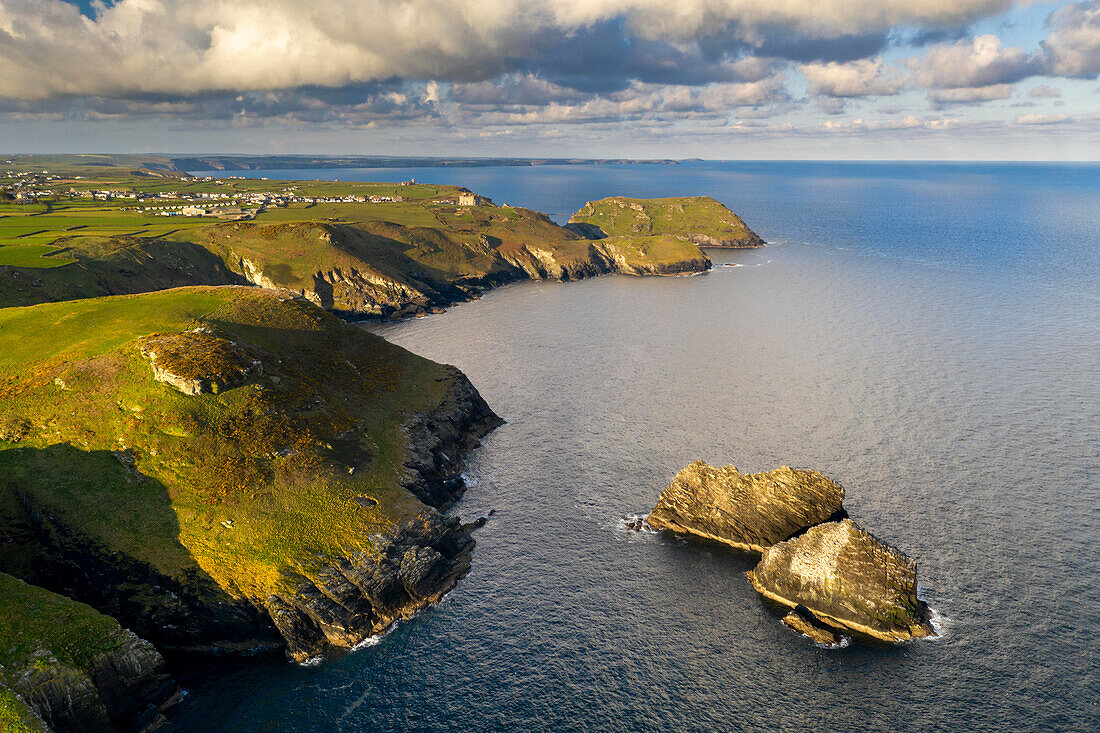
[0,573,128,681]
[0,287,451,600]
[597,234,708,267]
[0,245,75,268]
[569,195,762,245]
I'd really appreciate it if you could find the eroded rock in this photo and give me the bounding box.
[137,329,261,395]
[782,606,840,646]
[748,519,935,642]
[647,462,845,553]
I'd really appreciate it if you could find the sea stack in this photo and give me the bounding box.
[748,519,935,642]
[646,462,846,553]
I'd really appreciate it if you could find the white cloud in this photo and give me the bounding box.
[1015,112,1073,124]
[927,84,1013,104]
[1041,1,1100,77]
[908,34,1038,89]
[799,58,903,97]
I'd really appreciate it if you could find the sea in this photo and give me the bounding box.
[173,161,1100,731]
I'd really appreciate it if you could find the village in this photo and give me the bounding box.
[1,170,486,217]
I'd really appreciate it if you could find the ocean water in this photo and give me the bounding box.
[172,162,1100,731]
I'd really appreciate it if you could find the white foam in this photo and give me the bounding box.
[816,635,851,650]
[351,634,383,651]
[612,513,660,538]
[916,584,949,641]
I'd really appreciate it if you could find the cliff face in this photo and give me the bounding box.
[216,218,711,320]
[748,519,935,642]
[0,288,503,672]
[647,462,846,553]
[0,573,180,733]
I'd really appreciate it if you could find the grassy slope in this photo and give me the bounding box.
[0,573,129,687]
[2,167,716,312]
[568,195,762,244]
[0,287,446,601]
[595,234,711,269]
[0,572,127,732]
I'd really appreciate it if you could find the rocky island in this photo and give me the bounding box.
[646,461,935,646]
[647,462,846,553]
[748,520,935,642]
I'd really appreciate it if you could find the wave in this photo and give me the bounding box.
[917,584,949,641]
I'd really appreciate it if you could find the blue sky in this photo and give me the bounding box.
[1,0,1098,159]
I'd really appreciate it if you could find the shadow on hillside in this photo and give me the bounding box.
[0,444,278,653]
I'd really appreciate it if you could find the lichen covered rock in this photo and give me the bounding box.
[748,519,935,642]
[647,462,845,553]
[137,328,260,395]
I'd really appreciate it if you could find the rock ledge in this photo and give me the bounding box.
[647,461,845,553]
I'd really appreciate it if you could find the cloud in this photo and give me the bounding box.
[1014,112,1074,124]
[1041,1,1100,77]
[908,34,1039,89]
[1027,84,1062,97]
[799,58,903,97]
[0,0,1023,102]
[927,84,1013,105]
[447,75,789,127]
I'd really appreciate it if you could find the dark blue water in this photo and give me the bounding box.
[175,162,1100,731]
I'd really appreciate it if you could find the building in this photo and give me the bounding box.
[458,192,483,206]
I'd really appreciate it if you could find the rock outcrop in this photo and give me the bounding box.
[748,519,935,642]
[647,462,846,553]
[400,365,505,508]
[781,606,840,646]
[261,513,476,662]
[137,329,261,395]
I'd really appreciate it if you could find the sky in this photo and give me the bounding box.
[1,0,1099,159]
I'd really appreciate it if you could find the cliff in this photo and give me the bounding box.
[647,462,846,553]
[567,196,765,248]
[0,573,179,732]
[748,519,935,642]
[202,208,711,319]
[2,188,713,316]
[0,287,501,665]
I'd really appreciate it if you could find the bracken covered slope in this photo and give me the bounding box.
[0,287,501,663]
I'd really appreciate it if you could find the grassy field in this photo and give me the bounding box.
[0,244,75,268]
[569,195,763,245]
[0,287,451,605]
